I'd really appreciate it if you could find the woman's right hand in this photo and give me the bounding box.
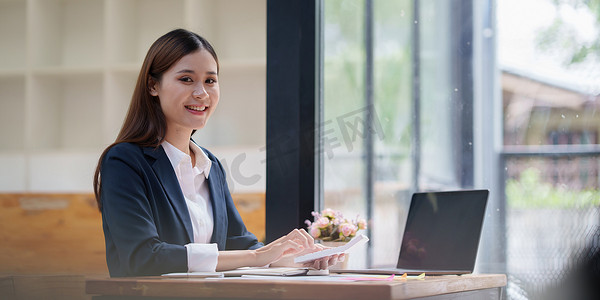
[254,229,314,266]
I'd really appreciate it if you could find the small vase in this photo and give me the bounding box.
[320,240,349,270]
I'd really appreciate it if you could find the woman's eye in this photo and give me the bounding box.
[206,78,217,84]
[179,77,193,83]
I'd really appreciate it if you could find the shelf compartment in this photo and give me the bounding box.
[0,76,26,151]
[104,71,137,144]
[208,0,266,61]
[30,0,104,68]
[29,73,104,151]
[29,151,100,192]
[0,0,26,71]
[0,153,27,191]
[106,0,186,65]
[31,65,105,76]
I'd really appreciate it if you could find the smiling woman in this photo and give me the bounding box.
[149,49,220,156]
[92,29,342,277]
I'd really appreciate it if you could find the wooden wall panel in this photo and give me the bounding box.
[0,193,265,275]
[0,194,107,275]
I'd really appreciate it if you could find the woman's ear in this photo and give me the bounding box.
[148,78,159,96]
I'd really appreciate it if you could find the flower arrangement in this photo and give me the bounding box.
[305,208,367,242]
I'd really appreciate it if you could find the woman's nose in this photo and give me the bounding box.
[193,86,207,99]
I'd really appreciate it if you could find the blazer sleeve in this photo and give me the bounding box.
[211,153,264,251]
[101,144,188,277]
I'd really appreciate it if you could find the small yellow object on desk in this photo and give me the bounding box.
[396,272,426,280]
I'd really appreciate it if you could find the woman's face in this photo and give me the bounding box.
[151,49,220,135]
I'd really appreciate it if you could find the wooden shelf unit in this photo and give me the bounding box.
[0,0,266,192]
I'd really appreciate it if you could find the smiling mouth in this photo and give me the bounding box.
[185,105,207,112]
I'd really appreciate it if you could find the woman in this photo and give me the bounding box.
[94,29,340,277]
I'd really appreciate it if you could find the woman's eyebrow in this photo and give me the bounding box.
[176,69,195,74]
[175,69,218,75]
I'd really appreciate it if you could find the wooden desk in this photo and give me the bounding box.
[86,274,506,300]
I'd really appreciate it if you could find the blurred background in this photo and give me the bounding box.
[320,1,599,299]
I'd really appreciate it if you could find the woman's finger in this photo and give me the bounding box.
[327,254,338,267]
[312,259,321,270]
[285,229,311,250]
[312,243,327,251]
[319,257,329,270]
[297,228,315,248]
[283,239,308,257]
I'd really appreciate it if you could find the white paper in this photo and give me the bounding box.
[234,274,387,282]
[161,272,224,278]
[294,234,369,264]
[222,267,308,277]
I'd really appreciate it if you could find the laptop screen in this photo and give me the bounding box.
[396,189,489,271]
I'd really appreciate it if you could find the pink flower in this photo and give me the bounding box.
[339,223,356,237]
[322,208,335,219]
[305,209,367,242]
[310,225,321,238]
[351,224,358,235]
[315,217,330,229]
[357,219,367,230]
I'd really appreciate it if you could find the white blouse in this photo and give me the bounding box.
[162,140,219,272]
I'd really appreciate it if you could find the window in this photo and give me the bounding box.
[498,0,600,298]
[321,0,491,269]
[266,2,599,298]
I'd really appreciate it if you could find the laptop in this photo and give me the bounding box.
[332,189,489,275]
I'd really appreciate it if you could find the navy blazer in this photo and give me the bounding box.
[100,142,262,277]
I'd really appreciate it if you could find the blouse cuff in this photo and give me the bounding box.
[185,243,219,272]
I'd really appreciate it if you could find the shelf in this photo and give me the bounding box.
[220,59,267,70]
[0,77,26,151]
[0,69,27,77]
[32,66,105,76]
[106,0,186,65]
[104,72,137,144]
[29,74,104,151]
[0,0,267,192]
[0,153,27,191]
[0,0,26,70]
[209,0,266,61]
[30,0,104,68]
[28,151,101,192]
[107,63,140,74]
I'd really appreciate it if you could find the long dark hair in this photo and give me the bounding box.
[93,29,219,210]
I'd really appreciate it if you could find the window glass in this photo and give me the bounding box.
[322,0,415,268]
[498,0,600,298]
[323,0,471,269]
[323,2,599,294]
[418,0,458,189]
[322,0,368,268]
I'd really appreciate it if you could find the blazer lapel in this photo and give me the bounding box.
[143,146,194,243]
[207,160,226,250]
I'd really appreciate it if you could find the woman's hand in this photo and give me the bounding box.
[253,229,314,267]
[217,229,342,271]
[298,244,345,270]
[270,238,346,270]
